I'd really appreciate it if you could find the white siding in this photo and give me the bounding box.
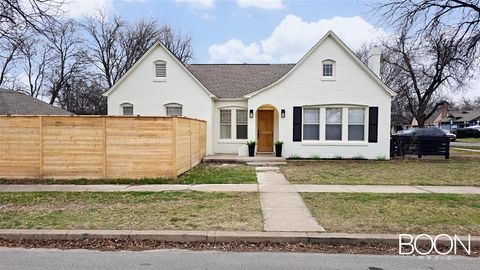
[248,36,392,159]
[107,45,215,154]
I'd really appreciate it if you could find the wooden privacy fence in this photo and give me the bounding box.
[0,116,206,179]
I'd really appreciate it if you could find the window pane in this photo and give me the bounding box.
[326,124,342,140]
[348,125,364,141]
[220,110,231,139]
[220,110,231,124]
[326,108,342,124]
[220,125,231,139]
[304,108,319,123]
[323,63,333,76]
[236,110,248,139]
[348,108,364,124]
[123,106,133,116]
[236,125,247,139]
[303,124,319,140]
[166,106,182,116]
[236,110,247,125]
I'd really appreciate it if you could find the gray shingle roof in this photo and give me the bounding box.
[0,89,73,115]
[186,64,295,98]
[445,110,480,122]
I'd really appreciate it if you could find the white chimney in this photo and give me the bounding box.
[367,46,381,77]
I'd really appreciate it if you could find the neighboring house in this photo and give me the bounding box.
[442,110,480,129]
[411,103,480,130]
[0,89,72,115]
[103,31,395,159]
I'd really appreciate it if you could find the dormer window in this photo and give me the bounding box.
[154,60,166,81]
[322,60,335,79]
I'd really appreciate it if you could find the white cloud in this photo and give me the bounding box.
[208,39,273,63]
[236,0,285,9]
[176,0,214,9]
[208,15,387,63]
[63,0,113,18]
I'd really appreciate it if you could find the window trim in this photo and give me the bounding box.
[321,59,336,80]
[153,60,167,82]
[164,102,183,116]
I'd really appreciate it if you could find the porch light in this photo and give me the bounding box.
[281,109,285,118]
[249,109,254,118]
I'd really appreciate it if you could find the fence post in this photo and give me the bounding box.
[39,116,43,179]
[171,117,177,179]
[103,117,107,178]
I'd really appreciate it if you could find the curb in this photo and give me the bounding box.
[0,230,479,247]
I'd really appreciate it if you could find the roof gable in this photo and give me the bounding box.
[103,42,215,98]
[244,31,397,98]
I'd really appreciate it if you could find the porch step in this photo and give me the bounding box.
[203,154,286,165]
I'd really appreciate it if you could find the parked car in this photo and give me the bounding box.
[451,128,480,138]
[395,127,455,141]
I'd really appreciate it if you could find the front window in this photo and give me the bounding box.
[122,103,133,116]
[326,108,342,140]
[236,110,248,139]
[322,60,335,78]
[220,110,231,139]
[348,108,365,141]
[303,108,320,140]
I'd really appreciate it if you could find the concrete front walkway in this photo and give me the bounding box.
[256,167,324,232]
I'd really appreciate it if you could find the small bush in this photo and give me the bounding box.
[331,155,343,160]
[288,154,302,159]
[351,155,367,160]
[310,154,322,160]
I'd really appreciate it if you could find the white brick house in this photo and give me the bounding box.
[103,31,395,159]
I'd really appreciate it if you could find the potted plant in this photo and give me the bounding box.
[274,140,283,157]
[245,140,256,157]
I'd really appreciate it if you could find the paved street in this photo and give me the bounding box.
[0,248,478,270]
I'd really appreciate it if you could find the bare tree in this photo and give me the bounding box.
[44,19,85,104]
[0,0,64,36]
[381,30,476,127]
[19,34,51,97]
[373,0,480,57]
[83,14,194,89]
[0,29,25,86]
[57,75,107,115]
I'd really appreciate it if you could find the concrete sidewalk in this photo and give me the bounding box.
[256,167,324,232]
[1,184,479,194]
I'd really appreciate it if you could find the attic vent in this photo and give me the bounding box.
[154,61,166,79]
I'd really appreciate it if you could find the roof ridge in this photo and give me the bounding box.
[187,63,296,66]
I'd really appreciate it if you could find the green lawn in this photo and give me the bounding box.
[302,193,480,235]
[456,138,480,143]
[282,158,480,186]
[0,164,257,185]
[0,191,262,231]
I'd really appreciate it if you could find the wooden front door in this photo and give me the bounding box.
[257,110,274,152]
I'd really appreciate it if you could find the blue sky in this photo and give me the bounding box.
[66,0,479,98]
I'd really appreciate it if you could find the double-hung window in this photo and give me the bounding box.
[303,108,320,140]
[220,110,231,139]
[326,108,342,140]
[236,110,248,139]
[348,108,365,141]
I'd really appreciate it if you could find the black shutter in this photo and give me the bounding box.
[293,106,302,142]
[368,107,378,143]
